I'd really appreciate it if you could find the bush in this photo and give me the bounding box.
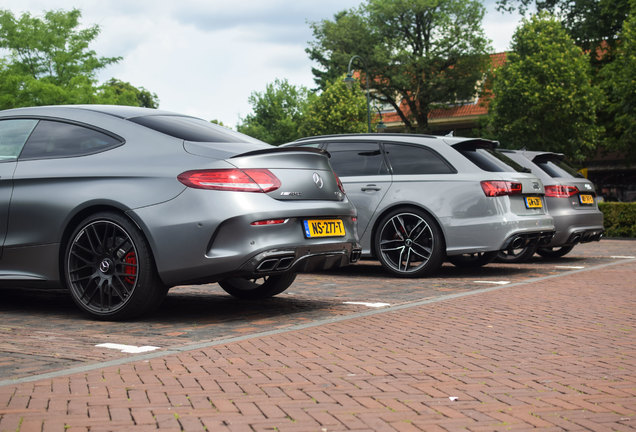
[598,202,636,238]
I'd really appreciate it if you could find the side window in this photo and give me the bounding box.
[19,120,122,160]
[384,143,455,174]
[0,119,39,161]
[325,142,389,177]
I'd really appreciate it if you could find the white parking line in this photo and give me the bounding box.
[555,265,585,269]
[343,301,391,308]
[473,281,510,285]
[611,255,636,259]
[95,343,160,354]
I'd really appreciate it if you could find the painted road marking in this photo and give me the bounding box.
[344,301,391,308]
[473,281,510,285]
[555,265,585,269]
[96,343,160,354]
[611,255,636,259]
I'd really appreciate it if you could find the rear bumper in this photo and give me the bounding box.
[129,188,360,286]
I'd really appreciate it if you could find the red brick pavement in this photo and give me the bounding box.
[0,259,635,431]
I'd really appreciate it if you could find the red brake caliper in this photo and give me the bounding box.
[124,252,137,284]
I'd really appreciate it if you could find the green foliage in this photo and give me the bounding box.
[307,0,491,132]
[300,75,368,136]
[488,13,603,161]
[598,202,636,237]
[598,9,636,162]
[97,79,159,108]
[237,79,313,145]
[495,0,630,57]
[0,8,157,110]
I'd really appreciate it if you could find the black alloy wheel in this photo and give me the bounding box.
[219,273,297,299]
[496,244,538,263]
[536,245,575,258]
[373,208,444,277]
[65,212,165,320]
[448,251,498,268]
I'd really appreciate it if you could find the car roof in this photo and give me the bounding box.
[0,104,192,120]
[292,133,499,148]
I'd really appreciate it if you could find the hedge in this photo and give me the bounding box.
[598,202,636,238]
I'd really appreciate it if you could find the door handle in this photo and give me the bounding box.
[361,184,381,191]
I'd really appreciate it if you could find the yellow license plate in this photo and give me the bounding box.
[525,196,543,208]
[579,194,594,205]
[303,219,345,238]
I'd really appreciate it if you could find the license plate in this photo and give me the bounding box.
[579,194,594,205]
[525,196,543,208]
[303,219,345,238]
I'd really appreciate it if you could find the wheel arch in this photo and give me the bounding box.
[368,203,447,258]
[58,204,151,283]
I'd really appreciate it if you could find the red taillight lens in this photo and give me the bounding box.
[178,169,281,192]
[544,185,579,198]
[334,172,345,194]
[481,181,523,197]
[251,219,287,226]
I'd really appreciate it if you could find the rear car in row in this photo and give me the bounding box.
[285,134,555,277]
[496,149,604,262]
[0,105,361,320]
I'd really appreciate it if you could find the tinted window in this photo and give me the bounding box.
[458,148,526,172]
[19,121,122,160]
[384,143,455,174]
[0,119,38,161]
[130,115,256,143]
[534,158,583,178]
[325,142,389,177]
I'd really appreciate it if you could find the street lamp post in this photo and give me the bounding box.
[344,55,371,133]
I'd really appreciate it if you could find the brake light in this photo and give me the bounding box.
[334,172,346,194]
[544,185,579,198]
[178,169,281,192]
[481,181,523,197]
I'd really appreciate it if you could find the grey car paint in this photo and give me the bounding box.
[0,105,361,319]
[286,134,555,275]
[501,149,604,251]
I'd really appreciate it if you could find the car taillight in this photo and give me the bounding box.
[480,181,523,197]
[334,172,346,194]
[544,185,579,198]
[178,169,281,192]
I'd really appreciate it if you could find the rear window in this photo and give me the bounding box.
[129,115,256,143]
[534,158,583,178]
[458,147,527,173]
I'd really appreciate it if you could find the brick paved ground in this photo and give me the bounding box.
[0,249,634,430]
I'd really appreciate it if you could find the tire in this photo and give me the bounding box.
[373,208,444,277]
[64,212,166,320]
[219,273,297,299]
[536,245,575,258]
[448,251,498,268]
[496,243,538,263]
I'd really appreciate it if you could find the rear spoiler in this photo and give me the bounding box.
[231,146,328,159]
[449,139,500,151]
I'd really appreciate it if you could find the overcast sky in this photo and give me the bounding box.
[1,0,524,127]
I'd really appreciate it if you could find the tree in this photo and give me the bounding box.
[496,0,630,60]
[237,79,313,145]
[307,0,491,133]
[0,9,157,109]
[488,13,602,161]
[98,79,159,108]
[299,75,368,137]
[598,9,636,161]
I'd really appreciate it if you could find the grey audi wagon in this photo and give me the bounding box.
[286,134,555,277]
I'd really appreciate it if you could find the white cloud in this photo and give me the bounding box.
[1,0,523,127]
